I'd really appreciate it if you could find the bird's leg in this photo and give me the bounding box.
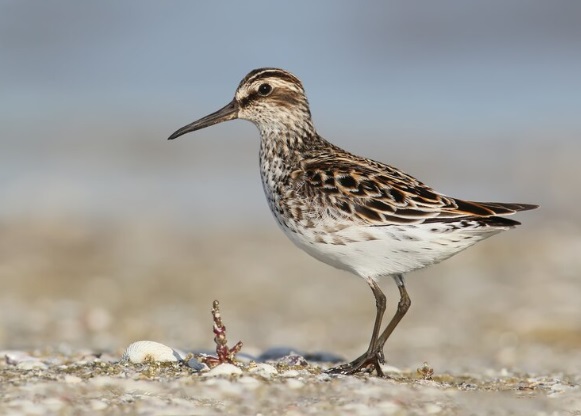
[327,277,387,376]
[375,274,411,359]
[327,274,411,377]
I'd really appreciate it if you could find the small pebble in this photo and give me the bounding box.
[238,376,261,387]
[550,383,571,393]
[88,376,117,388]
[16,360,48,370]
[63,375,82,384]
[4,351,37,365]
[90,399,109,411]
[202,363,242,377]
[548,382,577,397]
[186,357,206,371]
[281,369,300,378]
[276,354,309,367]
[248,363,278,377]
[285,378,304,389]
[121,341,184,363]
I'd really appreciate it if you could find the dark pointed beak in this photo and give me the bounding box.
[167,99,239,140]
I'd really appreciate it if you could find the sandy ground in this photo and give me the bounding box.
[1,215,580,414]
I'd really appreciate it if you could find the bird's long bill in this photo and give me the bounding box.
[167,99,239,140]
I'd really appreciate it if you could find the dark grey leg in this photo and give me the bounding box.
[326,274,410,377]
[376,274,411,360]
[326,277,387,376]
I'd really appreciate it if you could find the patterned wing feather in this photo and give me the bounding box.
[297,153,537,226]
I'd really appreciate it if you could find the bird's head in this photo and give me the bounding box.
[167,68,313,141]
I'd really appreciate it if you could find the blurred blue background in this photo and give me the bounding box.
[1,1,580,226]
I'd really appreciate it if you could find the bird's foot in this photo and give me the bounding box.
[326,350,386,377]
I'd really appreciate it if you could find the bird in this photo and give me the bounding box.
[167,68,537,376]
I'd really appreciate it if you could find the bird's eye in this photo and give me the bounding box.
[258,83,272,96]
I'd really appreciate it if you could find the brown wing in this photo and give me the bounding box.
[295,155,537,226]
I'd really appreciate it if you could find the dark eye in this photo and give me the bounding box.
[258,83,272,96]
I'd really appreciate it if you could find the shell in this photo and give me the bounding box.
[121,341,184,363]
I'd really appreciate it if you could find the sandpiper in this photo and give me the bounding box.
[167,68,537,376]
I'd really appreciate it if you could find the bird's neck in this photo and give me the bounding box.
[257,117,320,160]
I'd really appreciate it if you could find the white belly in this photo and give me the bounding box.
[281,221,500,279]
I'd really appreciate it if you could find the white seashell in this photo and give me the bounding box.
[121,341,184,363]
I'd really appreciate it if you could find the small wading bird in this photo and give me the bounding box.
[167,68,537,376]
